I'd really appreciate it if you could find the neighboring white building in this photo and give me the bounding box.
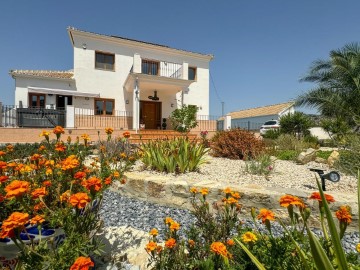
[10,27,213,130]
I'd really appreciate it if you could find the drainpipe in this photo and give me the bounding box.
[134,77,139,133]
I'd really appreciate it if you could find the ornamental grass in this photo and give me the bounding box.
[0,126,135,269]
[146,183,360,269]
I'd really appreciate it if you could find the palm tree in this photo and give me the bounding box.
[296,43,360,129]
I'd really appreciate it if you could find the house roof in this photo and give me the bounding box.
[229,102,295,119]
[10,70,74,80]
[67,27,214,60]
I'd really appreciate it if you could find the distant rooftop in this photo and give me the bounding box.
[10,70,74,80]
[229,102,295,119]
[68,27,214,59]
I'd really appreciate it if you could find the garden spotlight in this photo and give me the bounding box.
[309,168,340,191]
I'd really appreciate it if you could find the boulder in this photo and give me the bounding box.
[315,157,327,164]
[327,150,340,167]
[297,148,317,164]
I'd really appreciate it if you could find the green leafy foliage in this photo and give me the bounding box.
[169,105,198,133]
[316,150,332,160]
[210,128,265,160]
[275,150,300,161]
[275,134,304,151]
[279,112,314,138]
[139,137,208,173]
[245,154,274,176]
[262,128,281,139]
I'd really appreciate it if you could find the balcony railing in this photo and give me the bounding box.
[141,59,183,79]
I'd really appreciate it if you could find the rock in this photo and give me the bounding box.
[328,150,340,167]
[315,157,327,164]
[297,148,317,164]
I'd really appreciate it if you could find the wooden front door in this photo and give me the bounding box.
[140,101,161,129]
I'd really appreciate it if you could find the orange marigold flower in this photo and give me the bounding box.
[123,131,131,138]
[0,161,7,170]
[223,187,232,194]
[231,191,241,199]
[257,209,275,224]
[336,205,352,224]
[225,197,238,205]
[30,215,45,225]
[279,194,305,208]
[70,256,94,270]
[105,127,114,135]
[5,180,30,199]
[42,180,52,187]
[242,232,258,243]
[0,212,29,239]
[165,238,176,249]
[31,187,47,199]
[6,145,14,152]
[113,171,120,178]
[33,202,45,212]
[61,155,79,171]
[53,126,65,135]
[0,175,9,183]
[69,192,91,209]
[74,171,87,180]
[82,177,102,192]
[165,217,174,225]
[38,145,46,151]
[210,242,230,258]
[120,152,127,159]
[46,168,53,175]
[30,154,42,161]
[170,221,180,232]
[55,143,66,152]
[200,188,209,196]
[0,150,6,156]
[145,241,158,252]
[188,239,195,247]
[104,176,112,185]
[60,190,71,202]
[81,134,90,141]
[39,130,50,137]
[190,187,198,194]
[149,228,158,236]
[120,178,126,184]
[309,192,335,203]
[227,239,235,246]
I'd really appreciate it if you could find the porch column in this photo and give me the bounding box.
[132,78,140,132]
[133,53,141,73]
[182,62,188,80]
[66,105,75,128]
[224,114,231,130]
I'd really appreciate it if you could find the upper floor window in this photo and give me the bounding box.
[29,93,45,108]
[188,67,197,80]
[95,51,115,71]
[95,98,114,115]
[142,59,159,75]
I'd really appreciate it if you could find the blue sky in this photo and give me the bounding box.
[1,1,359,116]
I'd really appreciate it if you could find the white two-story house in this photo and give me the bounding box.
[10,27,214,130]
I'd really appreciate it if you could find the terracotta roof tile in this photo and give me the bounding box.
[10,70,74,80]
[229,102,295,119]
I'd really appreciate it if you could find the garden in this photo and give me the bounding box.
[1,43,360,269]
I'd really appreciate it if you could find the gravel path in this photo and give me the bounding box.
[130,154,357,194]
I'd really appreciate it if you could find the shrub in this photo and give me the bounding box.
[0,127,132,269]
[316,150,332,160]
[275,134,304,151]
[169,105,198,133]
[279,112,314,138]
[211,128,265,160]
[303,134,320,149]
[275,150,300,161]
[335,134,360,176]
[245,154,274,176]
[139,137,208,173]
[262,128,281,139]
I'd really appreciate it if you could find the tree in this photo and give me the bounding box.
[170,105,198,133]
[279,112,313,138]
[296,43,360,130]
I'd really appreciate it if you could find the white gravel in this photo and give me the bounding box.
[130,154,357,194]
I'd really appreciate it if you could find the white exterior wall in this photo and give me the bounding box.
[279,106,295,117]
[14,77,74,108]
[71,33,211,115]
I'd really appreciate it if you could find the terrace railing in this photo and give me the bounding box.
[74,108,133,130]
[141,59,183,79]
[1,105,66,128]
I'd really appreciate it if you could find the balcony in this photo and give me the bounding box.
[124,55,193,93]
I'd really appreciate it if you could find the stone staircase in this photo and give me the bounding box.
[129,130,198,144]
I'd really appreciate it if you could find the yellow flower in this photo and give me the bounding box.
[356,243,360,253]
[149,228,158,236]
[170,221,180,232]
[223,187,232,194]
[242,232,258,243]
[39,130,50,137]
[200,188,209,196]
[105,127,114,135]
[190,187,198,194]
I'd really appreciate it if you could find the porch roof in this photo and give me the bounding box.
[28,87,100,98]
[123,73,193,93]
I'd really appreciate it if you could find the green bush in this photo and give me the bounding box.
[316,150,332,160]
[140,137,208,173]
[262,128,281,139]
[275,150,300,161]
[279,112,314,137]
[335,134,360,176]
[275,134,304,151]
[245,154,274,176]
[169,105,198,133]
[303,134,320,149]
[210,128,265,160]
